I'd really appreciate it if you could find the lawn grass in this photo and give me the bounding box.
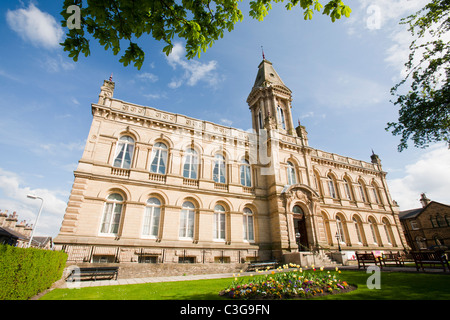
[40,270,450,300]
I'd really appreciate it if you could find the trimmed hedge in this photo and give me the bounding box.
[0,244,67,300]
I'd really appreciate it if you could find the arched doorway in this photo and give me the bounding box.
[293,205,309,251]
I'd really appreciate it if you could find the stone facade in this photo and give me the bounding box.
[54,59,407,264]
[399,194,450,251]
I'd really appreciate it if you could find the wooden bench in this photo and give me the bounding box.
[66,266,119,282]
[378,252,405,267]
[411,251,449,272]
[356,252,382,269]
[246,261,278,272]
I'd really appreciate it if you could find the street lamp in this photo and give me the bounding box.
[335,232,342,252]
[27,194,44,248]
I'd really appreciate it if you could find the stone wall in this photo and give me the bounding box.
[65,262,247,280]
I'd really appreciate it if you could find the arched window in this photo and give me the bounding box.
[213,204,226,240]
[383,220,392,245]
[179,201,195,239]
[327,174,337,199]
[100,193,124,235]
[293,205,304,216]
[142,198,161,238]
[213,154,226,184]
[277,105,286,130]
[353,217,363,244]
[369,218,378,245]
[240,159,251,187]
[313,172,321,195]
[336,216,346,243]
[371,182,381,204]
[243,207,254,242]
[343,178,352,200]
[287,161,296,185]
[113,136,134,169]
[258,110,264,129]
[150,142,168,174]
[183,148,198,179]
[358,180,368,203]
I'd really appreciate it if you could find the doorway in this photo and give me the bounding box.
[293,205,308,250]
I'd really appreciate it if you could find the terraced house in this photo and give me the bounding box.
[54,58,408,265]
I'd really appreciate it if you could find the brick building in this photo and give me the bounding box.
[399,193,450,251]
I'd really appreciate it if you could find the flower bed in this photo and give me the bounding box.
[219,264,355,300]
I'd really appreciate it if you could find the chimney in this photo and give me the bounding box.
[420,193,431,208]
[23,224,33,237]
[4,211,17,229]
[0,210,7,227]
[15,220,26,235]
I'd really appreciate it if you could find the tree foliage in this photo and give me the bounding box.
[60,0,351,69]
[387,0,450,151]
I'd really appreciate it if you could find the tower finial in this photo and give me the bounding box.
[109,73,113,82]
[261,46,265,60]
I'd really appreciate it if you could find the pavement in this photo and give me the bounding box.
[57,264,449,289]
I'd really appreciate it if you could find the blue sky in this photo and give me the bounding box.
[0,0,449,238]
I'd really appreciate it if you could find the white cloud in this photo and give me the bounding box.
[165,43,222,88]
[41,54,75,72]
[6,3,64,49]
[388,144,450,210]
[220,118,233,126]
[137,72,159,83]
[0,168,68,237]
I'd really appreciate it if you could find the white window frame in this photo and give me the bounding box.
[150,142,168,174]
[240,159,252,187]
[336,216,346,243]
[179,201,195,240]
[183,148,198,179]
[327,175,337,199]
[243,207,255,242]
[113,136,135,169]
[142,198,161,238]
[213,204,226,241]
[287,161,296,185]
[344,179,352,200]
[213,154,226,184]
[353,218,363,244]
[100,193,124,236]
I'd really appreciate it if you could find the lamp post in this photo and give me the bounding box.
[27,194,44,248]
[335,232,342,252]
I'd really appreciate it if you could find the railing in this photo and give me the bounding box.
[111,167,130,177]
[242,186,255,193]
[149,173,166,182]
[183,178,199,187]
[214,183,228,191]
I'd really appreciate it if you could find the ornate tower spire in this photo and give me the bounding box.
[247,58,296,136]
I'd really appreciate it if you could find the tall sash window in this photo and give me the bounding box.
[142,198,161,238]
[179,201,195,239]
[183,148,198,179]
[100,193,123,235]
[243,208,255,241]
[113,136,135,169]
[150,142,168,174]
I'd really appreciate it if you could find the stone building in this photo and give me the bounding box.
[0,210,52,249]
[54,59,407,264]
[399,193,450,251]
